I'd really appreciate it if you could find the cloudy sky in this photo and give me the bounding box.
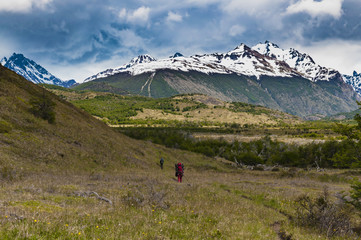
[0,0,360,82]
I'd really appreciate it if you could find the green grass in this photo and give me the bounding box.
[0,168,359,239]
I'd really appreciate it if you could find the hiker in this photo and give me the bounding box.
[160,157,164,170]
[175,162,184,183]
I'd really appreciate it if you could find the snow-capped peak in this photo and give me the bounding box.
[252,41,338,82]
[228,43,248,54]
[129,54,156,65]
[253,41,283,59]
[85,41,342,83]
[1,53,76,87]
[170,52,184,58]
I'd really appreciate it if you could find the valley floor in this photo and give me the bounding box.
[0,163,358,239]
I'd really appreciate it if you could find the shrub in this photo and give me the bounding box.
[294,188,353,237]
[29,93,56,124]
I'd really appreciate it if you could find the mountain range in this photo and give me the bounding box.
[2,42,360,119]
[1,53,76,88]
[79,41,360,118]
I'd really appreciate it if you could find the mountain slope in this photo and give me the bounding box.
[1,53,76,88]
[77,69,359,118]
[0,64,163,172]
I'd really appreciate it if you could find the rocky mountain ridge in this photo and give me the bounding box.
[1,53,76,88]
[84,41,340,83]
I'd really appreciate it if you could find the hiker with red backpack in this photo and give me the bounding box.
[175,162,184,183]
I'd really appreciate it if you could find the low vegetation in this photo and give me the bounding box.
[2,165,361,239]
[43,85,301,128]
[120,128,361,169]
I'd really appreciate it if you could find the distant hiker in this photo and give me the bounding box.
[160,158,164,170]
[175,162,184,183]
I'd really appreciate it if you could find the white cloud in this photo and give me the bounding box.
[118,6,151,25]
[0,0,52,13]
[229,25,245,37]
[222,0,286,16]
[291,39,361,75]
[286,0,344,19]
[127,6,151,24]
[166,11,183,22]
[118,8,127,19]
[184,0,221,7]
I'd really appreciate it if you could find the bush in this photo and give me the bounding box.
[29,93,56,124]
[294,188,353,237]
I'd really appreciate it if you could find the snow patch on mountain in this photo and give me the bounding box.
[84,43,302,82]
[84,41,344,83]
[343,71,361,95]
[252,41,338,82]
[1,53,76,88]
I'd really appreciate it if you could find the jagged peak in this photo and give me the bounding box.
[264,40,280,48]
[252,41,284,57]
[289,48,315,64]
[229,43,250,54]
[10,53,25,58]
[353,70,360,77]
[170,52,184,58]
[1,52,76,87]
[129,54,156,65]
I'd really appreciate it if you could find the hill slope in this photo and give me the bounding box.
[1,65,210,174]
[44,85,301,127]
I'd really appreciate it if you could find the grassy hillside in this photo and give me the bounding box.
[74,70,360,118]
[0,65,218,174]
[44,85,301,128]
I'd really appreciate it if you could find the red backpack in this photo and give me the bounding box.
[177,163,183,173]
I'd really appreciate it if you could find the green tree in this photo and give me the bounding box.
[30,90,56,124]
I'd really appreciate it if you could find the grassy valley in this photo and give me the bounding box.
[3,67,361,239]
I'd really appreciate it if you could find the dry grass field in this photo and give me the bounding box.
[1,148,360,240]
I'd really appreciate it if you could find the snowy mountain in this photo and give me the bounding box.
[84,41,338,83]
[343,71,361,95]
[252,41,339,82]
[1,53,76,88]
[79,41,360,118]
